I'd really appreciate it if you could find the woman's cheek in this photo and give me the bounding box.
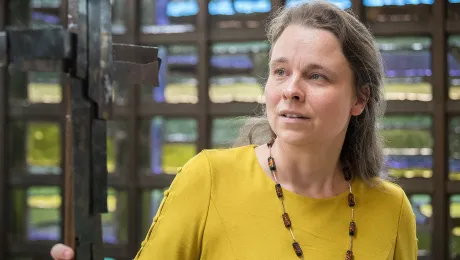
[264,86,281,108]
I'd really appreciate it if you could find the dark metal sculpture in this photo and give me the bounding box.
[0,0,161,259]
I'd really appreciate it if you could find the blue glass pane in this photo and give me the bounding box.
[376,37,432,101]
[286,0,351,9]
[141,0,197,34]
[449,36,460,100]
[142,45,198,104]
[31,0,61,25]
[380,115,433,178]
[450,117,460,180]
[209,0,271,15]
[140,117,197,175]
[31,12,60,25]
[27,187,61,241]
[363,0,433,6]
[449,0,460,3]
[168,0,199,17]
[210,42,269,103]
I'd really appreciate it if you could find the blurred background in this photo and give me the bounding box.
[0,0,459,259]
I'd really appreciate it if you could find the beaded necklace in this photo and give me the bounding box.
[267,142,356,260]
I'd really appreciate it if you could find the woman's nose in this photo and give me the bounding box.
[282,76,305,102]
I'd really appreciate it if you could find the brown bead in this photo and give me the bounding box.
[348,193,355,207]
[349,221,356,237]
[346,250,353,260]
[282,213,292,227]
[268,156,276,171]
[292,242,303,257]
[343,169,352,181]
[275,184,283,198]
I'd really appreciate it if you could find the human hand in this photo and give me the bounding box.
[50,243,74,260]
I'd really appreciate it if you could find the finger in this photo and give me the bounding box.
[50,243,74,260]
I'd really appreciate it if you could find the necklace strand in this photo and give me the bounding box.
[267,142,356,260]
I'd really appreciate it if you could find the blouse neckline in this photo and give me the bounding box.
[248,144,357,204]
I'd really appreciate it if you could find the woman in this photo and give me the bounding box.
[51,1,418,259]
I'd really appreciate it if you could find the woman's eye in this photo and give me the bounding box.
[310,73,325,80]
[274,69,286,77]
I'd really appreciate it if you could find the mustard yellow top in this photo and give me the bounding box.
[134,145,418,260]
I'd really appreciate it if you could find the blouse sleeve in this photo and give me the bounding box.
[394,189,418,260]
[134,151,212,260]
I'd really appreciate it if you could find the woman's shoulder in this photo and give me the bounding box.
[203,144,258,162]
[177,144,258,175]
[356,177,412,213]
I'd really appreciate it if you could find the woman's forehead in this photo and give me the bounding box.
[272,25,341,57]
[270,27,347,70]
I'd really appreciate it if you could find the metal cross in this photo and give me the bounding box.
[0,0,161,259]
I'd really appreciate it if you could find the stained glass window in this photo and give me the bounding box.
[9,121,61,175]
[377,37,432,101]
[448,0,460,21]
[409,194,432,256]
[380,115,433,179]
[141,0,197,34]
[141,45,198,104]
[451,195,460,258]
[10,187,61,241]
[209,0,270,30]
[450,117,460,180]
[112,0,126,34]
[209,42,269,103]
[141,189,167,241]
[209,0,271,15]
[449,36,460,100]
[286,0,351,9]
[139,117,197,175]
[102,189,128,244]
[363,0,433,23]
[211,117,247,148]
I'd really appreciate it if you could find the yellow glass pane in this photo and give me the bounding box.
[409,194,431,256]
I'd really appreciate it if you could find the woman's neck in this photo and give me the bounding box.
[267,138,347,198]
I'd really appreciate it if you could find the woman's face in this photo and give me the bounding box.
[265,24,367,146]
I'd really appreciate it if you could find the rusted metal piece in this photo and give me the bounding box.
[7,27,70,60]
[2,0,160,258]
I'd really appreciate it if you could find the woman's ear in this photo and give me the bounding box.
[350,85,370,116]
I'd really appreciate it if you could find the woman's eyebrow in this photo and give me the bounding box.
[269,57,289,67]
[270,58,337,77]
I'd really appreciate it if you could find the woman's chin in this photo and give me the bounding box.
[275,131,316,146]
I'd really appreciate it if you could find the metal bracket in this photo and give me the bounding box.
[0,1,162,259]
